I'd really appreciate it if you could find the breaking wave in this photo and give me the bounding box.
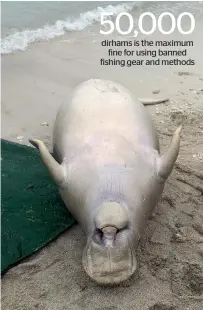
[1,2,137,54]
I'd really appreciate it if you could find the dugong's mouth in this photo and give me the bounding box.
[82,229,137,285]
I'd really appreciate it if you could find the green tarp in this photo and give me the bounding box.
[1,139,75,273]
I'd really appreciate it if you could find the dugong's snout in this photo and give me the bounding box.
[82,202,137,285]
[82,227,137,285]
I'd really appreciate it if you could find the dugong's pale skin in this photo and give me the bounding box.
[29,79,181,285]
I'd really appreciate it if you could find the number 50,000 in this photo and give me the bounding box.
[100,12,195,36]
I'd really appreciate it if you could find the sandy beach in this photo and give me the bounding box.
[1,2,203,309]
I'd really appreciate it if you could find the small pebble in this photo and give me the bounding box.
[41,122,49,126]
[192,154,196,158]
[17,135,24,140]
[197,153,203,160]
[174,233,184,243]
[152,90,160,94]
[175,233,182,239]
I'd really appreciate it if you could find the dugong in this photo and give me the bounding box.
[29,79,181,285]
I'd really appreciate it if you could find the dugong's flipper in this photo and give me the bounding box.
[29,139,65,185]
[157,125,182,179]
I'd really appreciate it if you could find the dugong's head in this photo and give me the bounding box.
[82,202,138,285]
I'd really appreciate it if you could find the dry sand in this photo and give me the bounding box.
[1,23,203,310]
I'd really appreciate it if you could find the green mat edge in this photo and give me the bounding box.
[1,139,76,274]
[1,225,76,275]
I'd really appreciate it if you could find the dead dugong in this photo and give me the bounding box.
[29,79,181,285]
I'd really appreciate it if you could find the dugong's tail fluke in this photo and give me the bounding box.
[139,98,169,105]
[157,125,182,179]
[29,138,65,185]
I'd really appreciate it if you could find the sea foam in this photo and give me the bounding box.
[1,2,137,54]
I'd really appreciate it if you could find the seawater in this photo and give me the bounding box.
[1,1,203,55]
[1,1,138,54]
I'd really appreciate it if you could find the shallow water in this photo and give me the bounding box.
[1,1,203,54]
